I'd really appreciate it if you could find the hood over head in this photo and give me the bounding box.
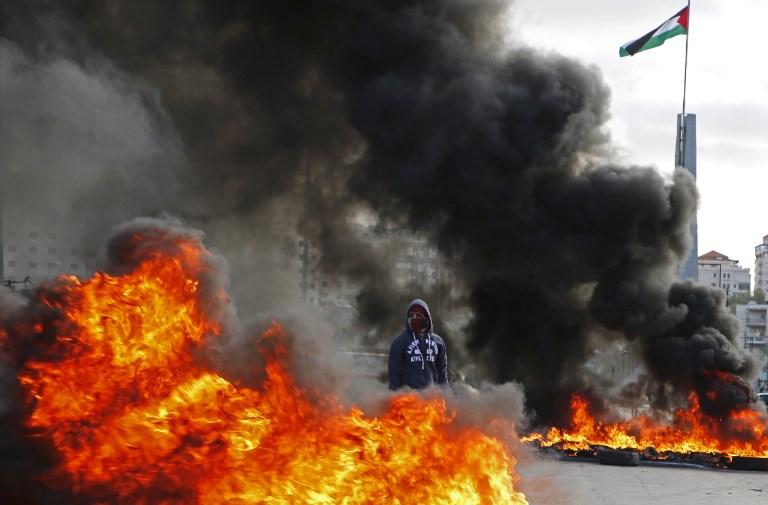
[405,298,433,334]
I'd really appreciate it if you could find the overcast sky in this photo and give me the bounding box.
[510,0,767,279]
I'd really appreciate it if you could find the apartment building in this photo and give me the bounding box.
[697,250,751,297]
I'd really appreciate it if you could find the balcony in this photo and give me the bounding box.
[744,336,768,347]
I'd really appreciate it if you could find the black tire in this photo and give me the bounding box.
[728,456,768,471]
[597,449,640,466]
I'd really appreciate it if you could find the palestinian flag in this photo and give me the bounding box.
[620,6,688,57]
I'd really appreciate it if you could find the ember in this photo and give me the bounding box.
[522,393,768,464]
[5,225,528,504]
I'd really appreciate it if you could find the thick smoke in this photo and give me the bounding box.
[1,0,411,324]
[1,0,761,425]
[329,3,759,420]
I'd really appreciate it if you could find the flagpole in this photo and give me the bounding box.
[682,0,690,116]
[679,0,691,166]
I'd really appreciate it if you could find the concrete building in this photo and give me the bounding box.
[696,250,750,298]
[297,223,457,329]
[734,302,768,391]
[390,232,442,290]
[676,113,698,281]
[1,206,92,290]
[754,234,768,297]
[299,225,452,307]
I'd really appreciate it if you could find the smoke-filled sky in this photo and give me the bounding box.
[0,0,762,426]
[514,0,768,274]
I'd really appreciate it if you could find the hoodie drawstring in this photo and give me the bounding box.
[412,331,434,371]
[412,331,424,370]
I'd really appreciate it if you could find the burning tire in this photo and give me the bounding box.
[727,456,768,472]
[597,449,640,466]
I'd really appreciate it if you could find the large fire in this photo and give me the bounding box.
[7,230,528,504]
[522,393,768,459]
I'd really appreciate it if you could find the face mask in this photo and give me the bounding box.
[408,312,428,333]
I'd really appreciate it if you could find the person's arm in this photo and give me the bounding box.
[388,336,404,390]
[437,339,448,385]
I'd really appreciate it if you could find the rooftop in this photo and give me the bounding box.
[697,250,733,262]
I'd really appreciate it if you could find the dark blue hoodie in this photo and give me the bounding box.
[388,298,448,390]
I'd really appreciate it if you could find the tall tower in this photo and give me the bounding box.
[676,113,697,281]
[755,235,768,297]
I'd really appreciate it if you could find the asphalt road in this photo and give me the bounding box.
[517,453,767,505]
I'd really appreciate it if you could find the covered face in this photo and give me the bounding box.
[407,303,430,334]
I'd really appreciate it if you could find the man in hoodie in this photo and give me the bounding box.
[388,298,448,390]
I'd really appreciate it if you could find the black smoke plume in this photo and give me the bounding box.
[1,0,761,425]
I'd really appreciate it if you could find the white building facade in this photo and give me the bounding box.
[735,302,768,392]
[697,250,751,298]
[755,235,768,297]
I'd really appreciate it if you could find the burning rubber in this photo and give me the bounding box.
[521,393,768,472]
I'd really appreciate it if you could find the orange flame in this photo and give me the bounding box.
[16,234,528,504]
[521,393,768,458]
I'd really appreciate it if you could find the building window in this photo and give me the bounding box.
[70,264,79,270]
[8,245,16,252]
[48,247,57,254]
[29,232,38,239]
[29,262,38,269]
[48,262,57,270]
[8,260,16,267]
[29,246,38,253]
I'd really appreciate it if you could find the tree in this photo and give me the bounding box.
[728,292,752,312]
[728,289,766,314]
